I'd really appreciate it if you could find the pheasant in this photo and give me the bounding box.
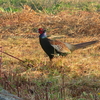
[38,28,98,60]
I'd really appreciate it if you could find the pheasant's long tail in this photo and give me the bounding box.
[74,40,98,50]
[65,40,99,52]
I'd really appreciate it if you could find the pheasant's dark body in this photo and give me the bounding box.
[39,32,63,60]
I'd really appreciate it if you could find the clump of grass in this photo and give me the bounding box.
[1,5,100,37]
[1,68,100,100]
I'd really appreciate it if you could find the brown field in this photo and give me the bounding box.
[0,5,100,100]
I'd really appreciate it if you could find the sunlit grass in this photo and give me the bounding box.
[1,35,100,99]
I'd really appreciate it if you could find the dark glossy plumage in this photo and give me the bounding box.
[38,28,98,60]
[39,29,64,60]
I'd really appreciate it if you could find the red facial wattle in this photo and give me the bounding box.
[38,28,44,34]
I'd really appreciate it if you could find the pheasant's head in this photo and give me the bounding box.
[38,28,46,34]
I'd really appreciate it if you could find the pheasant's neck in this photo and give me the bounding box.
[40,32,47,39]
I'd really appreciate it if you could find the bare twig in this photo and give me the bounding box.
[45,87,48,100]
[0,50,24,63]
[0,49,34,68]
[0,47,2,77]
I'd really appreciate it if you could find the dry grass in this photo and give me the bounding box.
[1,5,100,37]
[0,5,100,100]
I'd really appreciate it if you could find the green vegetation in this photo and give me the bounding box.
[0,0,100,13]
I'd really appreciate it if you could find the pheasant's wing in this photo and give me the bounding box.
[48,39,71,53]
